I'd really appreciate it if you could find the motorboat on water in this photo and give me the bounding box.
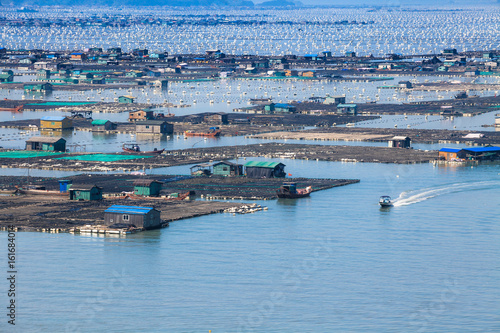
[122,144,164,154]
[379,195,393,207]
[276,182,312,199]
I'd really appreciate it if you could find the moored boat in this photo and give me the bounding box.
[184,127,221,137]
[276,182,312,199]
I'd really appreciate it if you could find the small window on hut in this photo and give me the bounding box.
[123,214,129,221]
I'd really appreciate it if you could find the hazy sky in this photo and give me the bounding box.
[268,0,498,5]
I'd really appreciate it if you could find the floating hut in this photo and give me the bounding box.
[133,179,163,197]
[91,119,117,132]
[388,136,411,149]
[69,185,103,201]
[25,136,66,152]
[244,161,286,178]
[104,205,161,230]
[40,116,73,130]
[135,120,174,135]
[213,161,243,176]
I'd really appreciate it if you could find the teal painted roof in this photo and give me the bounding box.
[244,161,284,168]
[337,104,357,107]
[91,119,110,125]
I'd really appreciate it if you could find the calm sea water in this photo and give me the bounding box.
[1,7,500,332]
[1,160,499,332]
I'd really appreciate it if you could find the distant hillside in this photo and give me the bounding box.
[258,0,297,6]
[1,0,254,6]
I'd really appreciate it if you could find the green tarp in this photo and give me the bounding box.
[244,161,283,168]
[0,151,62,158]
[25,102,96,106]
[56,154,154,162]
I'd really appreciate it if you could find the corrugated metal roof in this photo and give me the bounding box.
[244,161,284,168]
[137,120,169,125]
[439,148,462,153]
[41,116,66,121]
[133,179,163,186]
[104,205,154,215]
[392,136,410,140]
[462,147,500,153]
[26,136,65,143]
[213,161,241,167]
[69,185,101,191]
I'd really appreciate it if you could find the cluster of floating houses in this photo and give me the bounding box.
[0,47,499,91]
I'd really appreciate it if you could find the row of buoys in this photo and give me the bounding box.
[2,7,499,55]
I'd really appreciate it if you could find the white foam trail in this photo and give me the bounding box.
[392,180,500,207]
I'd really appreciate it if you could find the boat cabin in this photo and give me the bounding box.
[379,196,392,207]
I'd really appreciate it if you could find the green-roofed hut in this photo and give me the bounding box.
[337,103,358,115]
[244,161,286,178]
[91,119,117,132]
[69,185,103,201]
[133,179,163,197]
[24,83,53,92]
[25,136,66,152]
[213,161,243,176]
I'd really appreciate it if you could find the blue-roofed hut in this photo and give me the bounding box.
[438,148,465,161]
[462,147,500,161]
[104,205,161,229]
[40,116,73,130]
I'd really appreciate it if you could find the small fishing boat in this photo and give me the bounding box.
[184,127,221,137]
[379,195,393,207]
[122,144,164,154]
[276,182,312,199]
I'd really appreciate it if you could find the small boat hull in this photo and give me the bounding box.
[276,183,312,199]
[277,192,310,199]
[379,196,393,207]
[184,130,221,137]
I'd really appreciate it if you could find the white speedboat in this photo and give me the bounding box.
[379,196,393,207]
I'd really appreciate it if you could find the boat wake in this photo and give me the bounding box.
[392,180,500,207]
